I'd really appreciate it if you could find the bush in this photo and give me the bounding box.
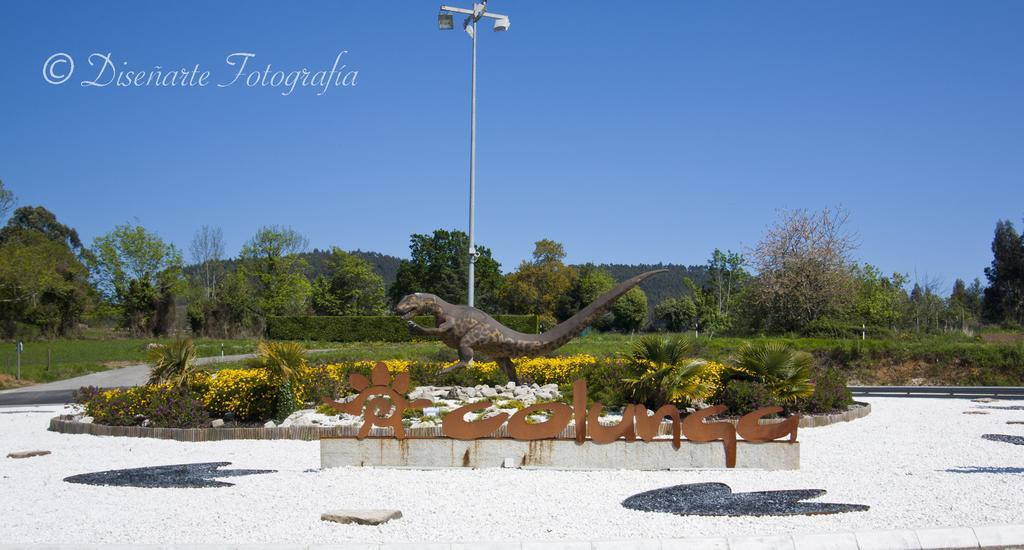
[147,338,201,387]
[731,342,815,402]
[265,314,540,342]
[146,385,209,428]
[718,380,777,416]
[802,319,893,339]
[85,386,156,426]
[72,385,102,406]
[202,369,277,421]
[621,335,709,408]
[246,340,308,421]
[570,359,629,407]
[794,367,853,414]
[293,363,349,403]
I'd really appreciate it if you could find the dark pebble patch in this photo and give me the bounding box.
[946,466,1024,475]
[622,482,869,517]
[64,462,275,488]
[983,434,1024,446]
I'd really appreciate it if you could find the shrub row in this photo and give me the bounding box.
[717,367,853,416]
[266,314,540,342]
[694,337,1024,386]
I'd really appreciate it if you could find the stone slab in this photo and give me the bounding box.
[321,509,402,525]
[321,437,799,470]
[6,450,50,459]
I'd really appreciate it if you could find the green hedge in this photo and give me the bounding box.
[266,314,540,342]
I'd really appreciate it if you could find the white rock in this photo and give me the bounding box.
[264,420,277,428]
[506,382,516,389]
[481,387,498,398]
[5,397,1024,543]
[79,416,93,424]
[210,419,225,428]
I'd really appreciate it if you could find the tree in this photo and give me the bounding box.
[852,264,907,329]
[89,222,184,336]
[237,225,311,317]
[706,249,748,319]
[556,264,615,322]
[0,230,92,337]
[311,247,387,315]
[682,277,728,336]
[748,207,858,332]
[388,229,503,311]
[500,239,578,322]
[983,219,1024,325]
[948,278,983,332]
[188,268,260,338]
[0,206,87,255]
[905,279,945,333]
[0,208,94,337]
[190,225,225,299]
[0,179,14,222]
[655,296,698,332]
[611,286,648,332]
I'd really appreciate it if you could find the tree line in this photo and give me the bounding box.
[1,178,1022,340]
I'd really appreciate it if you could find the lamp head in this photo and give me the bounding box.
[493,16,510,32]
[438,12,454,30]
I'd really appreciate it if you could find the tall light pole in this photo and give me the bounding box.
[438,2,510,308]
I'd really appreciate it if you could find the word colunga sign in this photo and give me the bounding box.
[324,363,798,468]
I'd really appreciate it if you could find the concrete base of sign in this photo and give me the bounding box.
[320,438,799,470]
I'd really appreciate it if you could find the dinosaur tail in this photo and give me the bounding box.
[535,269,669,350]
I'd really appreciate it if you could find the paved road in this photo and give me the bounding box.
[0,353,258,406]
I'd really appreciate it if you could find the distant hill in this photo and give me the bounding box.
[587,263,708,315]
[186,252,701,318]
[183,249,403,287]
[304,248,402,286]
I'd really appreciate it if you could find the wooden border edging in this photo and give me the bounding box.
[47,416,368,442]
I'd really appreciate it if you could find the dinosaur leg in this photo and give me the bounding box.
[440,327,492,374]
[497,357,519,384]
[439,342,476,374]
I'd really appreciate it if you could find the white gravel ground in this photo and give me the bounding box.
[1,397,1022,545]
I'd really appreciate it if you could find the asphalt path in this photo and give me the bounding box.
[0,353,258,406]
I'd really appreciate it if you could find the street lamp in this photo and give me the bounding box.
[438,1,510,308]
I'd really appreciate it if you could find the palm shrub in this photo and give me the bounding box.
[147,338,201,387]
[731,341,815,403]
[247,341,307,422]
[621,335,711,409]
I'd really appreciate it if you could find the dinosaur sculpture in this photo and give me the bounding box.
[395,269,668,382]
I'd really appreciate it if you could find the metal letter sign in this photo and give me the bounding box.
[325,363,799,468]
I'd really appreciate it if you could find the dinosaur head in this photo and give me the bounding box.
[395,293,441,320]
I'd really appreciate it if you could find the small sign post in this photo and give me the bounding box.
[16,341,23,380]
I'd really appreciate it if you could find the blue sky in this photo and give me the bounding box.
[2,1,1022,291]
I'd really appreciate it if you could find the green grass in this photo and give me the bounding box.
[5,331,1024,387]
[0,338,354,385]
